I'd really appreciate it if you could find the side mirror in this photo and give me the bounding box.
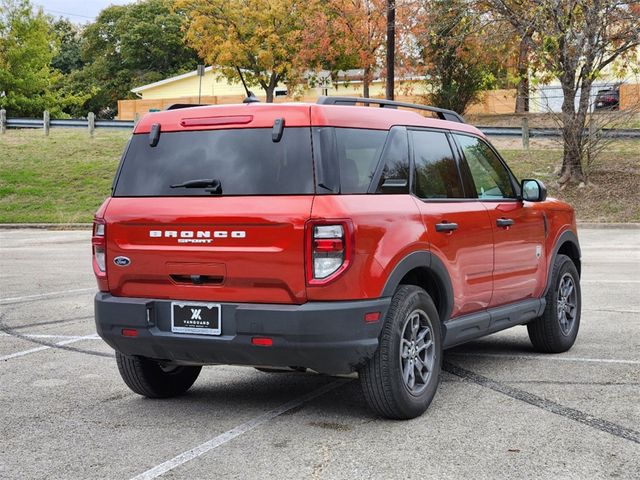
[521,179,547,202]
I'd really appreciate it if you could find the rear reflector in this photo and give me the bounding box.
[251,337,273,347]
[121,328,138,337]
[364,312,381,323]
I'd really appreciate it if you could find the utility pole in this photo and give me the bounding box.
[385,0,395,100]
[197,64,205,103]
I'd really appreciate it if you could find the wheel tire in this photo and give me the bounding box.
[359,285,442,420]
[116,352,202,398]
[527,254,581,353]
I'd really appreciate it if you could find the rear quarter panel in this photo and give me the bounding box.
[307,195,427,301]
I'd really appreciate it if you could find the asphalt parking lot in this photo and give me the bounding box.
[0,227,638,479]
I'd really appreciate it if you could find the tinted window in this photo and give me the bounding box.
[456,134,515,199]
[375,127,410,194]
[411,130,463,199]
[113,128,313,196]
[312,127,388,194]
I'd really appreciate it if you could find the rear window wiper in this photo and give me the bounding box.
[170,178,222,194]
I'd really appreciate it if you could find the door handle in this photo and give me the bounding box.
[497,218,514,228]
[435,222,458,233]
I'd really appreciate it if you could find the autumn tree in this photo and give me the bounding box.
[488,0,640,184]
[414,0,507,114]
[176,0,308,102]
[300,0,388,97]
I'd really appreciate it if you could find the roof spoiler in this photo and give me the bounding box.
[316,96,465,123]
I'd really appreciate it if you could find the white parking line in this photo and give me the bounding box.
[580,280,640,284]
[130,378,352,480]
[0,332,99,340]
[450,352,640,365]
[0,335,98,362]
[0,288,95,304]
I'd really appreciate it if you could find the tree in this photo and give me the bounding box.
[488,0,640,184]
[415,0,503,114]
[300,0,387,98]
[51,18,83,74]
[176,0,308,102]
[0,0,85,116]
[76,0,199,116]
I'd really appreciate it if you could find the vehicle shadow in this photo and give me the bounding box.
[115,336,541,421]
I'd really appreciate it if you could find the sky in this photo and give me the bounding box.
[34,0,133,22]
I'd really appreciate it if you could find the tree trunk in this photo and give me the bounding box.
[265,88,274,103]
[515,34,532,113]
[363,66,370,98]
[558,85,585,185]
[264,72,279,103]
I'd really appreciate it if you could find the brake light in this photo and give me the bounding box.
[92,218,107,278]
[306,220,353,285]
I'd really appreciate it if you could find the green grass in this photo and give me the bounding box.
[0,129,638,223]
[499,139,640,223]
[0,129,130,223]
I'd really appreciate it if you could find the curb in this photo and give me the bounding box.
[577,223,640,229]
[0,223,92,230]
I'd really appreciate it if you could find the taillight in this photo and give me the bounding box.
[92,218,106,277]
[306,220,353,285]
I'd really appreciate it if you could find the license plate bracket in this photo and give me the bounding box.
[171,302,221,335]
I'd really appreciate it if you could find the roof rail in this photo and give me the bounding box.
[164,103,211,111]
[316,96,465,123]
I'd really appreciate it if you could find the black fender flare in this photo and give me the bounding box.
[381,251,454,322]
[543,230,581,296]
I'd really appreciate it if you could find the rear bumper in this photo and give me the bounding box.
[94,293,390,374]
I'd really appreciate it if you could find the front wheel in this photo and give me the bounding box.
[527,254,581,353]
[116,352,201,398]
[359,285,442,420]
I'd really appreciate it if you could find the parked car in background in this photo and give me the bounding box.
[594,87,620,110]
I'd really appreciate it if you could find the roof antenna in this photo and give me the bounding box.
[236,66,260,104]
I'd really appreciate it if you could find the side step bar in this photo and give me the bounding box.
[443,298,545,349]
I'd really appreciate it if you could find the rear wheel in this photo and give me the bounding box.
[528,254,581,353]
[116,352,201,398]
[359,285,442,420]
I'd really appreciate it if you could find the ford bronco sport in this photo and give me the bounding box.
[93,97,581,419]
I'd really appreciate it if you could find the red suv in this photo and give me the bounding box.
[93,97,581,419]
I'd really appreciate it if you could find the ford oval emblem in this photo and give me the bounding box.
[113,256,131,267]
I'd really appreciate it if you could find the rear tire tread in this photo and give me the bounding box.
[360,285,441,419]
[116,352,201,398]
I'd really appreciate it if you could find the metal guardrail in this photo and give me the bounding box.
[478,126,640,139]
[2,117,639,138]
[5,118,135,129]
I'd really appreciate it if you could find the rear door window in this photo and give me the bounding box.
[410,130,464,199]
[113,127,314,196]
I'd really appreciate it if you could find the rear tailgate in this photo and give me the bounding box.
[104,197,312,304]
[103,107,314,304]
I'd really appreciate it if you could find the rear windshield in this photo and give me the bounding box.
[113,127,314,196]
